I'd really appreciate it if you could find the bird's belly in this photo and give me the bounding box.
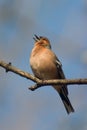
[30,56,58,80]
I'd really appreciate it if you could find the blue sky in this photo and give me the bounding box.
[0,0,87,130]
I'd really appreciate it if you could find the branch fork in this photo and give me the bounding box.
[0,60,87,91]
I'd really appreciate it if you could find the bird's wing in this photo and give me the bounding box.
[55,57,68,95]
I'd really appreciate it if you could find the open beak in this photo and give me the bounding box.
[33,34,40,42]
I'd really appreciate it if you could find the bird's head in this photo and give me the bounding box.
[33,34,51,49]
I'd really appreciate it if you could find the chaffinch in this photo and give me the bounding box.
[30,35,74,114]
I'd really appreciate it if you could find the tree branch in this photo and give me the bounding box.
[0,60,87,91]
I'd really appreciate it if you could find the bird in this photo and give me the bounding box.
[30,35,74,114]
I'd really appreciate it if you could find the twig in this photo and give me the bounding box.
[0,60,87,91]
[0,60,41,83]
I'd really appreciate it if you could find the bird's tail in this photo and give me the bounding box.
[53,85,74,114]
[59,89,74,114]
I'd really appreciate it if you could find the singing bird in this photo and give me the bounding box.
[30,35,74,114]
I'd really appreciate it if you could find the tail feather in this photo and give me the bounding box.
[59,90,74,114]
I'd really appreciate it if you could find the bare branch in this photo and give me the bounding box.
[0,60,87,91]
[0,60,41,83]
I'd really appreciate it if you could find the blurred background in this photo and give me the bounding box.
[0,0,87,130]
